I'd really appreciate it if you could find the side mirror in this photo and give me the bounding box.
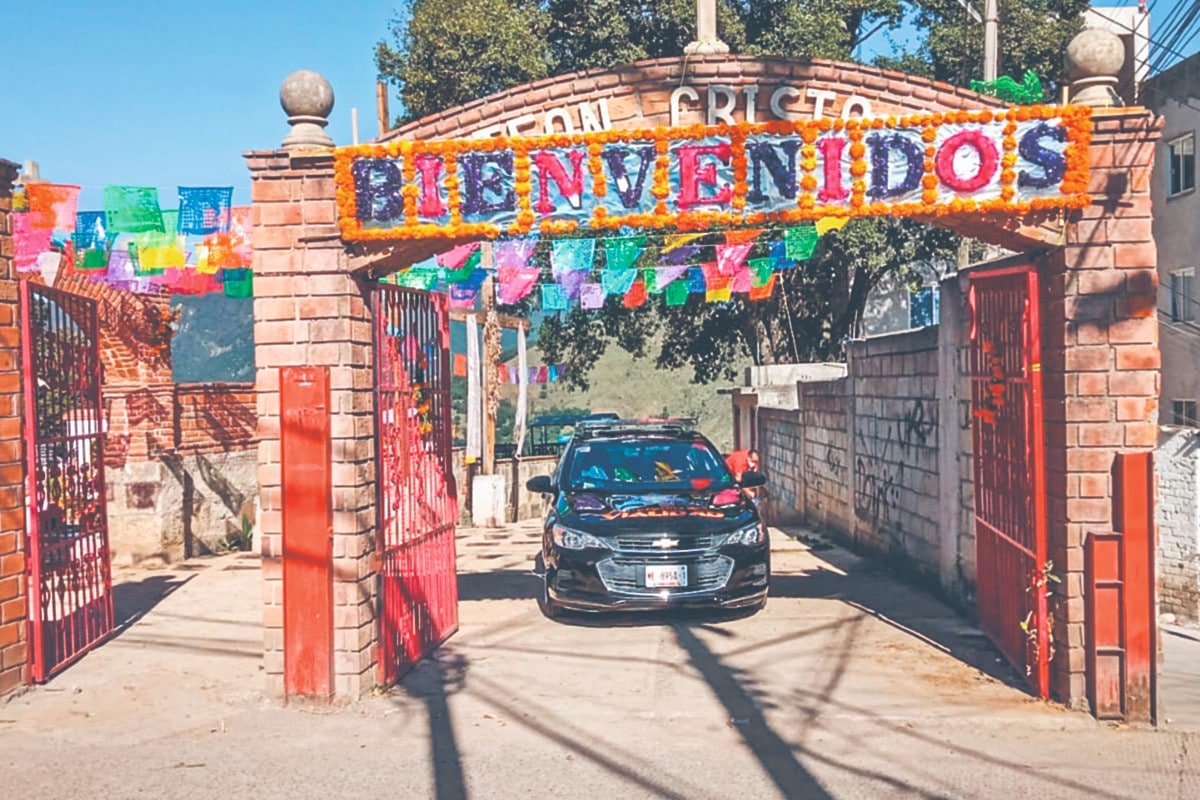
[740,470,767,488]
[526,474,555,494]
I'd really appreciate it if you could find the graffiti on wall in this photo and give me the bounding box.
[854,398,939,526]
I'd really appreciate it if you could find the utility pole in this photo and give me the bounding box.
[983,0,999,82]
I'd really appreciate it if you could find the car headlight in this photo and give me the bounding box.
[723,522,767,546]
[551,524,608,550]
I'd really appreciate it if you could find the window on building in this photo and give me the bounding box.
[1172,270,1196,322]
[909,285,940,328]
[1173,400,1198,427]
[1168,133,1195,197]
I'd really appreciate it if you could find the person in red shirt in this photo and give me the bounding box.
[725,448,760,481]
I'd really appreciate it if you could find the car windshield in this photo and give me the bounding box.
[564,437,734,491]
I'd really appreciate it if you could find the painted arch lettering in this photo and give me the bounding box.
[335,106,1092,242]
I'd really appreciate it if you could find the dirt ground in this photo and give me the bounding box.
[2,523,1198,799]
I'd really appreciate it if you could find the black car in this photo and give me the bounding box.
[526,419,770,617]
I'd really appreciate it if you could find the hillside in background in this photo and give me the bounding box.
[500,341,750,452]
[171,298,748,451]
[172,294,255,383]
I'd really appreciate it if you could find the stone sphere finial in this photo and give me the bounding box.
[1065,28,1126,107]
[280,70,335,149]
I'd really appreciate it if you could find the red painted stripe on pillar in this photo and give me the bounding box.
[281,366,333,701]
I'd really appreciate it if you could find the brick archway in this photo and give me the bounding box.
[247,55,1160,708]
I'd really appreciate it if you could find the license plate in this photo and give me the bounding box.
[645,565,687,588]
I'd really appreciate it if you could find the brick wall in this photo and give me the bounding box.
[1156,427,1200,623]
[247,149,378,700]
[384,55,1009,142]
[98,380,257,565]
[1039,110,1163,705]
[0,158,25,697]
[173,383,257,455]
[54,266,175,386]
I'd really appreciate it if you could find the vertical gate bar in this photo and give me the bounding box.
[1026,268,1050,698]
[371,284,387,686]
[19,281,46,682]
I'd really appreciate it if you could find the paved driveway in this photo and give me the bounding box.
[2,524,1197,799]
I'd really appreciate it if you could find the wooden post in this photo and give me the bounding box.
[376,81,390,137]
[480,243,500,475]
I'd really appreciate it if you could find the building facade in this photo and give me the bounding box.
[1145,55,1200,428]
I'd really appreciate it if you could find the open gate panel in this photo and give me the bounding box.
[968,265,1049,698]
[373,284,458,685]
[19,281,113,682]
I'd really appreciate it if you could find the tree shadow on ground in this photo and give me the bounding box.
[111,573,194,635]
[455,537,1022,687]
[767,531,1026,690]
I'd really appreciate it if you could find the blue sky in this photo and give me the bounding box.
[3,1,404,211]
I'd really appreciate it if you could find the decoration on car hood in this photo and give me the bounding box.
[571,494,607,512]
[566,491,736,519]
[711,488,742,507]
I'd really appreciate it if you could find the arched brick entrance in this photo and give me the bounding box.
[246,55,1160,709]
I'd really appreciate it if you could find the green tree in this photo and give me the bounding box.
[742,0,905,59]
[376,0,1089,386]
[377,0,551,122]
[911,0,1088,92]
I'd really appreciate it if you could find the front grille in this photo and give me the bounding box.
[596,555,734,595]
[614,534,715,553]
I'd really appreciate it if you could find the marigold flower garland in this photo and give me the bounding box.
[332,104,1092,242]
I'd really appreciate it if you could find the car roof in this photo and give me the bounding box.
[571,418,702,443]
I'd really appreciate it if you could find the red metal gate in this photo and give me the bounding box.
[373,284,458,685]
[968,264,1049,698]
[19,281,113,682]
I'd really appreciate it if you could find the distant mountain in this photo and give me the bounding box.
[171,298,742,451]
[171,294,255,383]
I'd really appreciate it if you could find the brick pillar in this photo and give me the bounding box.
[0,158,27,696]
[247,149,379,700]
[1041,110,1162,707]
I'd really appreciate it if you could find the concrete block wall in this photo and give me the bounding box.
[1156,427,1200,622]
[758,407,804,525]
[756,329,945,590]
[0,158,26,697]
[799,379,851,533]
[939,277,977,599]
[848,327,941,580]
[451,450,558,523]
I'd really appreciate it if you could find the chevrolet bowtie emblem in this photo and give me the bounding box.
[652,536,679,549]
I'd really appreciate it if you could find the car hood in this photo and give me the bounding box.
[554,488,757,535]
